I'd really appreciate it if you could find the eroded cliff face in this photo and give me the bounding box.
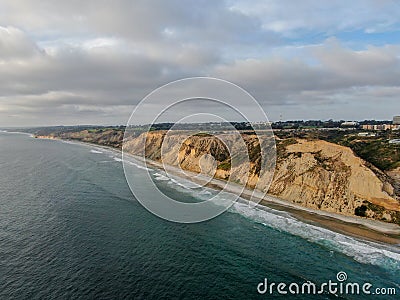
[270,139,400,222]
[387,167,400,197]
[37,129,124,148]
[123,131,400,224]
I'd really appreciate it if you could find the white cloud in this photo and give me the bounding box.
[214,39,400,115]
[0,1,399,125]
[0,26,43,60]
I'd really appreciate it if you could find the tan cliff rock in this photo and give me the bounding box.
[123,131,400,224]
[270,139,399,216]
[387,167,400,196]
[37,130,124,148]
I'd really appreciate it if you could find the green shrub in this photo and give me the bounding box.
[217,161,231,171]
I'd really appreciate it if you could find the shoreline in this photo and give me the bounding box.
[139,156,400,245]
[31,134,400,245]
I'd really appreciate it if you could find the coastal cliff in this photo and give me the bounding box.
[124,131,400,224]
[36,129,400,224]
[36,129,124,148]
[271,139,399,221]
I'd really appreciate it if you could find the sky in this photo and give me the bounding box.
[0,0,399,126]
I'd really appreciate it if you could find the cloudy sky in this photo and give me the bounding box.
[0,0,399,126]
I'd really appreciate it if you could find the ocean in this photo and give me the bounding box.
[0,132,399,299]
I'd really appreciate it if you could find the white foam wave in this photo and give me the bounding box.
[153,173,170,181]
[151,172,215,201]
[169,178,188,188]
[1,130,32,137]
[169,176,203,189]
[230,201,400,270]
[90,149,103,154]
[126,160,153,171]
[199,190,212,196]
[113,157,123,162]
[152,173,191,187]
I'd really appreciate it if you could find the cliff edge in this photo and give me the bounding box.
[124,131,400,224]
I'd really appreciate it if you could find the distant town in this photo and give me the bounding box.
[6,115,400,133]
[145,115,400,132]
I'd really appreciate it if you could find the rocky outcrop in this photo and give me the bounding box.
[124,131,400,224]
[269,139,400,223]
[387,167,400,197]
[37,129,124,148]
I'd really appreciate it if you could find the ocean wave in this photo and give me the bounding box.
[152,172,216,201]
[60,140,75,145]
[198,190,212,196]
[126,160,153,171]
[0,130,33,137]
[90,149,103,154]
[170,177,203,189]
[230,201,400,270]
[153,173,170,181]
[169,178,188,188]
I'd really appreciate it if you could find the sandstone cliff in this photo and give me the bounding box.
[270,139,399,222]
[37,129,124,149]
[123,131,400,224]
